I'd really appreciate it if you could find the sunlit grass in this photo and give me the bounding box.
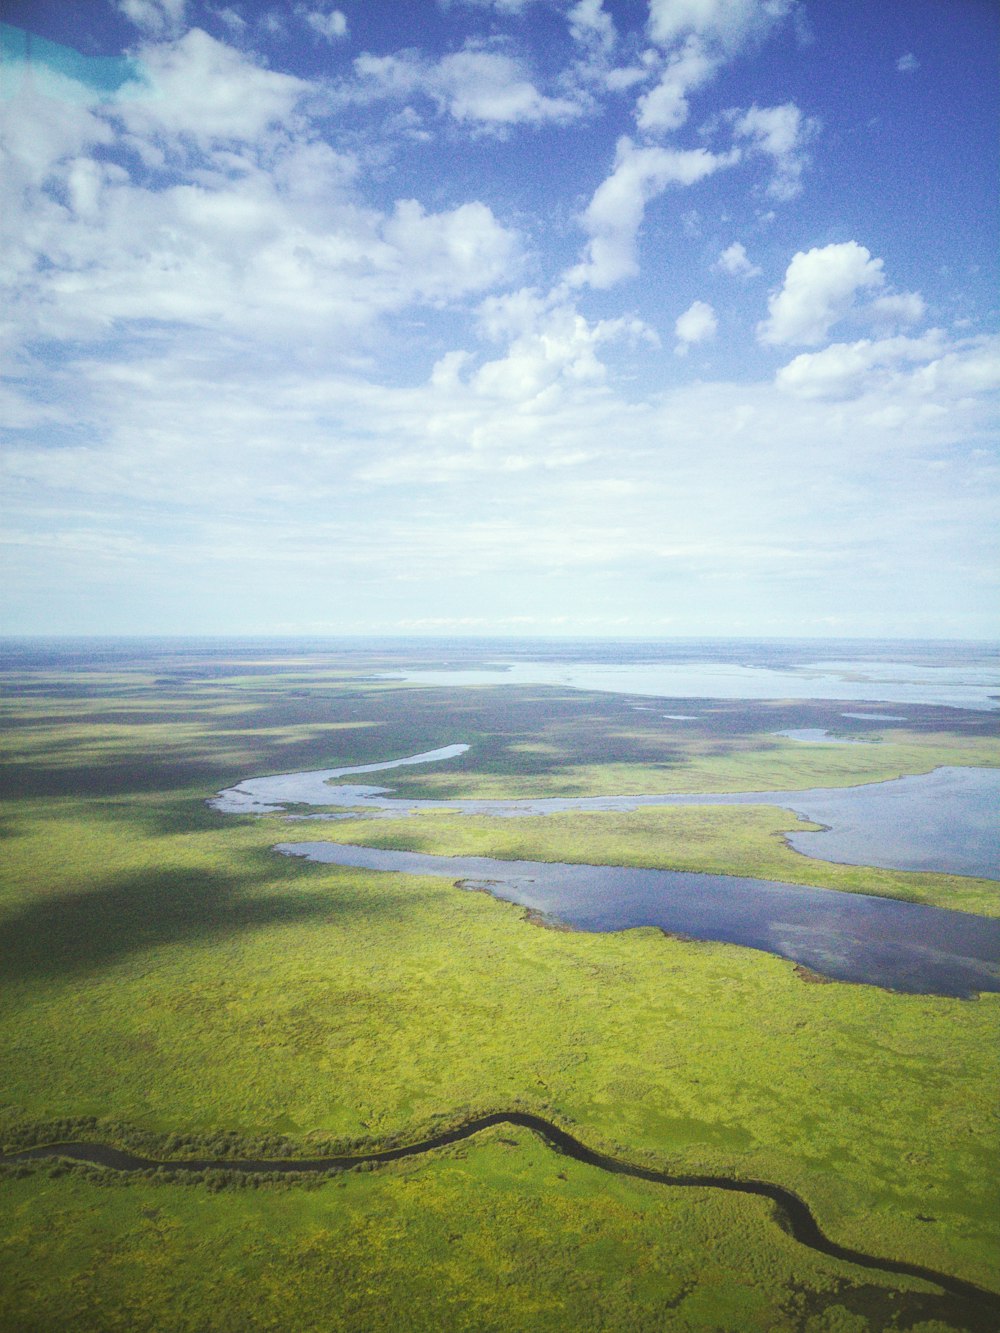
[1,652,998,1329]
[301,804,1000,915]
[0,1127,969,1333]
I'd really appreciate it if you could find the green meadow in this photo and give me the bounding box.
[1,648,998,1330]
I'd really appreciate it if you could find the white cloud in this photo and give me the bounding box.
[116,0,188,38]
[715,241,761,277]
[635,36,717,133]
[117,29,311,146]
[776,332,1000,401]
[0,34,522,350]
[759,241,928,346]
[351,46,584,126]
[604,64,650,92]
[442,49,582,123]
[867,291,926,331]
[675,299,717,351]
[896,52,919,73]
[568,137,739,288]
[442,0,536,11]
[8,335,995,633]
[732,101,816,200]
[297,6,349,42]
[647,0,795,54]
[211,7,247,38]
[381,199,520,303]
[568,0,616,51]
[776,331,947,398]
[4,12,996,639]
[469,292,652,403]
[758,241,886,345]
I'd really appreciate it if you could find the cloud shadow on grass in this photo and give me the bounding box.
[0,863,400,985]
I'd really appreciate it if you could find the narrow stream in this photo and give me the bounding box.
[3,1113,998,1326]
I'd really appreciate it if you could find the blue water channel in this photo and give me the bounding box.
[213,745,1000,996]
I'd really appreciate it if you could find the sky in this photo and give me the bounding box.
[1,0,998,639]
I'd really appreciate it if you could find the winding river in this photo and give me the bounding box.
[7,744,998,1314]
[211,749,1000,881]
[3,1112,998,1323]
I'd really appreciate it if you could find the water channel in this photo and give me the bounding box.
[210,745,1000,996]
[211,752,1000,881]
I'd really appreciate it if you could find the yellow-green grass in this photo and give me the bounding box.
[5,666,997,806]
[297,805,1000,916]
[2,660,998,1329]
[1,791,998,1295]
[384,730,1000,800]
[0,1127,976,1333]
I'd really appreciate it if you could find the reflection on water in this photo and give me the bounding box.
[275,841,1000,998]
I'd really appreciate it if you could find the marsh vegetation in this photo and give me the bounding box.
[1,641,997,1330]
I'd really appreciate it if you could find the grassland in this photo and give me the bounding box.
[1,645,998,1331]
[296,804,1000,917]
[4,1128,991,1333]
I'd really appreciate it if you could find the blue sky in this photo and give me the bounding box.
[1,0,997,638]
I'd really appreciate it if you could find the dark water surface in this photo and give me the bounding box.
[275,842,1000,997]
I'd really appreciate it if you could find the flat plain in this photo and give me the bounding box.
[1,641,998,1332]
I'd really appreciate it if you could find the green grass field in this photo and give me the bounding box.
[1,648,998,1330]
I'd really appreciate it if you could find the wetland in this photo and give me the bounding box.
[1,636,998,1332]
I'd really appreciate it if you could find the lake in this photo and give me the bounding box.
[274,841,1000,998]
[377,658,1000,711]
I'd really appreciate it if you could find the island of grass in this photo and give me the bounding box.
[1,641,998,1331]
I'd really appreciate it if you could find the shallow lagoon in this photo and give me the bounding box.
[275,841,1000,998]
[214,730,1000,994]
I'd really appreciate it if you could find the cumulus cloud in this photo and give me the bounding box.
[472,297,649,402]
[732,101,816,199]
[715,241,761,277]
[350,46,584,126]
[776,331,947,398]
[568,137,739,287]
[758,242,884,345]
[776,331,1000,401]
[5,12,995,640]
[675,299,717,351]
[896,52,919,73]
[116,29,311,146]
[759,241,927,346]
[0,30,522,350]
[635,36,717,133]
